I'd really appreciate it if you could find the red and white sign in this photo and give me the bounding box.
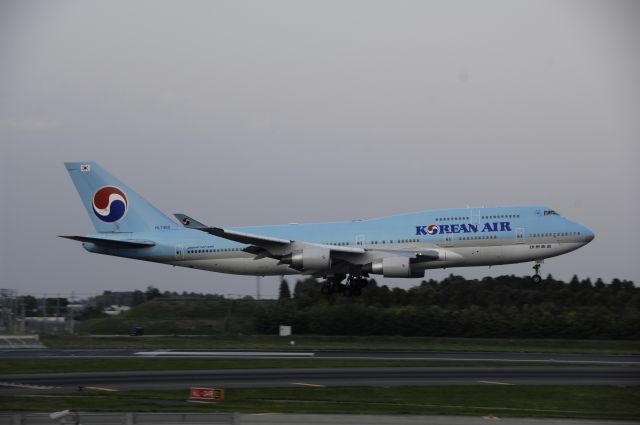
[190,387,224,400]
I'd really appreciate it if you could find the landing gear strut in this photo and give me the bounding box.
[531,261,543,283]
[321,274,368,297]
[343,275,366,297]
[321,274,346,295]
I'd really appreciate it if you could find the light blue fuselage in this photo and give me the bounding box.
[82,205,594,277]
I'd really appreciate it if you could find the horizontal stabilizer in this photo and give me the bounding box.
[59,235,156,249]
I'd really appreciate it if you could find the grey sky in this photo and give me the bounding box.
[1,0,639,298]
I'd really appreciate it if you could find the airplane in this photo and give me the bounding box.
[62,162,594,296]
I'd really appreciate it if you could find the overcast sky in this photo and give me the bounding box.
[1,0,639,299]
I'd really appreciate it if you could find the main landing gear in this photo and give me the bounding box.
[531,261,543,284]
[321,274,368,297]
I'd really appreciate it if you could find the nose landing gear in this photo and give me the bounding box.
[531,261,543,283]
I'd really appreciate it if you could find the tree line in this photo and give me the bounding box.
[258,274,639,339]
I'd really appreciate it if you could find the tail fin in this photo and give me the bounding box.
[64,162,176,233]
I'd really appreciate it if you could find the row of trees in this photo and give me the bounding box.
[263,275,639,339]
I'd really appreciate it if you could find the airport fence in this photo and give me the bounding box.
[0,412,238,425]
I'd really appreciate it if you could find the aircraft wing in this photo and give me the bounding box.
[59,235,156,249]
[200,226,292,246]
[174,214,365,255]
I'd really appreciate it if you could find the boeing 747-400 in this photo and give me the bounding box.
[62,162,594,296]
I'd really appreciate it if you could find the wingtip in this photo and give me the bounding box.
[173,213,207,229]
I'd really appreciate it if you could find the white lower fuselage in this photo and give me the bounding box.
[163,240,586,276]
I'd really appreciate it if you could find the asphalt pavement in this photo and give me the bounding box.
[0,348,638,364]
[1,366,638,393]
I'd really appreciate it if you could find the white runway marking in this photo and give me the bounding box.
[85,386,119,392]
[291,382,326,387]
[134,350,315,357]
[478,380,514,385]
[0,381,57,390]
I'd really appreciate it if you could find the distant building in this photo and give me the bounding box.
[104,305,131,316]
[24,317,72,334]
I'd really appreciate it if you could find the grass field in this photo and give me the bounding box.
[41,334,640,354]
[1,386,638,420]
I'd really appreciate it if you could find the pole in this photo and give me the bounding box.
[256,276,261,300]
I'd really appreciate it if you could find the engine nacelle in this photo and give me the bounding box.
[280,247,331,271]
[367,257,424,278]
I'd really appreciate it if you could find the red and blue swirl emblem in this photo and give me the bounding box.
[92,186,128,223]
[427,224,439,235]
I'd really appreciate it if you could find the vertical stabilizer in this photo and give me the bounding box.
[64,162,176,233]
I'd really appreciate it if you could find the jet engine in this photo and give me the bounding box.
[279,247,332,271]
[366,257,424,278]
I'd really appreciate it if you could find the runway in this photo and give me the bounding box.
[2,413,638,425]
[1,348,638,364]
[1,366,638,393]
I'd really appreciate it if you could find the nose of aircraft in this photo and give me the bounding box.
[582,226,595,244]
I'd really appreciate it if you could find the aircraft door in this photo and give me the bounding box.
[355,234,366,248]
[175,245,185,260]
[443,234,454,247]
[470,208,481,226]
[515,228,525,243]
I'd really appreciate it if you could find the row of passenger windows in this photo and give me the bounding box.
[460,235,497,240]
[435,214,520,222]
[482,214,519,219]
[436,216,469,222]
[330,239,419,245]
[186,239,426,254]
[186,248,242,254]
[183,231,577,255]
[531,232,581,237]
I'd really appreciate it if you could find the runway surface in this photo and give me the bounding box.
[1,366,638,393]
[1,348,638,364]
[2,413,637,425]
[240,414,640,425]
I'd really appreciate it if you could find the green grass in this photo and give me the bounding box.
[1,386,638,420]
[41,334,640,354]
[0,358,579,374]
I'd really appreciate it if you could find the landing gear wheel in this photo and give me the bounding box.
[343,275,365,296]
[352,278,368,289]
[321,275,346,295]
[531,262,543,283]
[343,285,354,297]
[321,283,333,295]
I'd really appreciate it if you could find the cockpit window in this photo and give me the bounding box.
[544,210,559,216]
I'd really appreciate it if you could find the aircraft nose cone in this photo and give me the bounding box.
[583,227,595,243]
